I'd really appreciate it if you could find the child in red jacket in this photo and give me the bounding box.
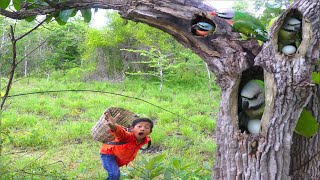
[100,111,153,180]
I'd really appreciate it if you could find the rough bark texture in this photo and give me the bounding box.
[1,0,319,179]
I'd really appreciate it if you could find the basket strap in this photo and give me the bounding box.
[104,140,151,150]
[105,141,127,145]
[140,140,151,150]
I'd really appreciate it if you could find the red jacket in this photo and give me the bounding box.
[100,125,150,167]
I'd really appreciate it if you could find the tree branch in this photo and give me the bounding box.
[16,39,48,66]
[16,18,47,41]
[43,0,58,8]
[1,26,17,110]
[0,0,124,20]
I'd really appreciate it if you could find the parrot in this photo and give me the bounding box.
[210,9,268,42]
[278,17,302,53]
[238,79,265,134]
[192,22,214,36]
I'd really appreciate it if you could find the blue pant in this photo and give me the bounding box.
[100,154,120,180]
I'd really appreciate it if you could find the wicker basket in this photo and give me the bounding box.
[91,107,139,143]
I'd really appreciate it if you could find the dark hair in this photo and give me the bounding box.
[132,118,154,132]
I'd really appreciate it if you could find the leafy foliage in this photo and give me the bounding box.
[0,0,92,24]
[82,11,206,82]
[125,155,211,179]
[44,20,88,70]
[259,1,283,26]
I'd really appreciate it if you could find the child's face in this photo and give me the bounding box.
[132,121,152,141]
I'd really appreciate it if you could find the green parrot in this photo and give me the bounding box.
[278,17,302,52]
[210,9,268,42]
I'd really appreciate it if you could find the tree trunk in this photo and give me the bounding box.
[159,56,163,94]
[91,47,124,81]
[0,0,319,179]
[24,43,28,77]
[213,1,320,179]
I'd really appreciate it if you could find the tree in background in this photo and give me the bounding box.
[0,17,88,78]
[83,11,206,83]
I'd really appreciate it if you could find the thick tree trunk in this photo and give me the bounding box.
[212,0,320,179]
[0,0,319,179]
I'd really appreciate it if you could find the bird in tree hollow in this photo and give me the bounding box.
[239,79,265,134]
[210,9,268,42]
[278,17,302,55]
[192,22,215,36]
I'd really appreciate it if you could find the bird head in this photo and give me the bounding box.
[282,18,301,32]
[210,9,235,19]
[192,22,214,36]
[196,22,214,31]
[240,80,265,119]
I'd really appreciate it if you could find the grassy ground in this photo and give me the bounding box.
[0,76,220,179]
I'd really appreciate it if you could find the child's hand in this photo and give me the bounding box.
[104,111,121,126]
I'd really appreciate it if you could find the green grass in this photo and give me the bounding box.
[0,76,220,179]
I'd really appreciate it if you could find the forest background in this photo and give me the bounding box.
[0,1,285,179]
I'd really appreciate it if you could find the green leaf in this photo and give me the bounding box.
[193,167,202,174]
[70,9,78,17]
[80,9,92,23]
[45,14,54,23]
[59,9,74,23]
[150,166,165,178]
[78,162,85,173]
[295,109,318,138]
[13,0,23,11]
[55,17,67,25]
[25,15,36,22]
[172,158,181,169]
[311,72,320,85]
[145,158,156,171]
[0,0,10,9]
[181,163,193,170]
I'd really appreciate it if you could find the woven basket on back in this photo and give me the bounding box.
[91,107,139,143]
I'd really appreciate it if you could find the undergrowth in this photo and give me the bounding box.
[0,76,220,179]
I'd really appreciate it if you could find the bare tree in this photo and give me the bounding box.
[0,0,319,179]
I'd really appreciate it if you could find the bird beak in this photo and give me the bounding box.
[242,100,249,109]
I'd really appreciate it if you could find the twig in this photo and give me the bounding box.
[1,26,17,110]
[16,38,48,65]
[16,18,47,41]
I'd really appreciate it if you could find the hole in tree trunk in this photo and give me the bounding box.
[278,9,302,56]
[238,66,265,134]
[191,15,216,37]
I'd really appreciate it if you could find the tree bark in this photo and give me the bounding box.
[0,0,319,179]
